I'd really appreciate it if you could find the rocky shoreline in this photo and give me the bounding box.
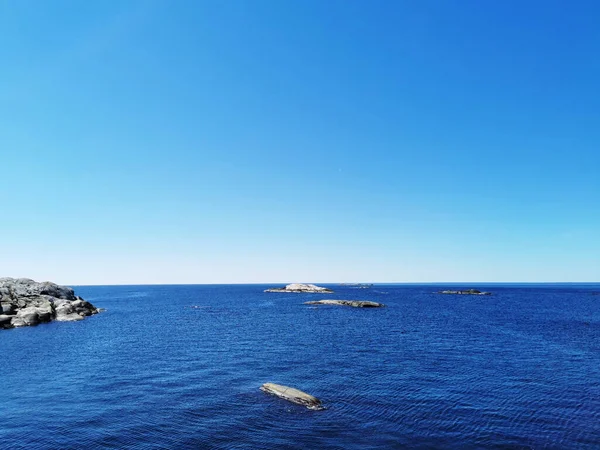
[0,278,101,329]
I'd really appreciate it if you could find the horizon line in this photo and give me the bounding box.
[67,281,600,287]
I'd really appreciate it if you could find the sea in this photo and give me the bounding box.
[1,283,599,449]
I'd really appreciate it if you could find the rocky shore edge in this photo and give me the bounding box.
[0,278,102,329]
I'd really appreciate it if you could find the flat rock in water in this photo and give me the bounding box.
[304,300,385,308]
[0,278,101,330]
[264,283,334,293]
[438,289,492,295]
[260,383,324,410]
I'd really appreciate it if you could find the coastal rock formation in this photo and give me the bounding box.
[304,300,385,308]
[260,383,324,410]
[0,278,101,329]
[438,289,492,295]
[265,283,333,293]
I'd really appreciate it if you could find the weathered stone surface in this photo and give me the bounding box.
[0,278,77,301]
[438,289,492,295]
[0,302,15,315]
[260,383,324,410]
[55,312,85,322]
[265,283,334,293]
[11,317,28,328]
[0,278,100,330]
[15,307,41,326]
[0,315,13,326]
[55,301,74,315]
[54,300,85,321]
[71,300,96,316]
[304,299,385,308]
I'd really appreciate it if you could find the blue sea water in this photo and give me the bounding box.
[1,283,599,449]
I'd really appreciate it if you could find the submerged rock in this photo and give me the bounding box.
[340,283,373,289]
[260,383,324,410]
[304,300,385,308]
[0,278,101,330]
[438,289,492,295]
[265,283,333,294]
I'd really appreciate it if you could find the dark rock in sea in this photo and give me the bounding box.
[339,283,373,289]
[438,289,492,296]
[260,383,324,410]
[304,300,385,308]
[0,278,101,329]
[264,283,334,293]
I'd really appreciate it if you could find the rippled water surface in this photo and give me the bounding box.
[2,284,599,449]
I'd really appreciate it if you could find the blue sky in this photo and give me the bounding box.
[1,0,598,284]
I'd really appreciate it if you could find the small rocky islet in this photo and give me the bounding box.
[0,277,101,329]
[264,283,334,293]
[260,383,324,410]
[304,299,385,308]
[438,289,492,295]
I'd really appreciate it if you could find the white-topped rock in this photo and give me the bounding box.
[264,283,334,293]
[260,383,324,410]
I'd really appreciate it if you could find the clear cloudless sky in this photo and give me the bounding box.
[1,0,599,284]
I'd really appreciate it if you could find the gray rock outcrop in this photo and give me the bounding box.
[0,278,101,329]
[304,299,385,308]
[438,289,492,295]
[260,383,324,410]
[264,283,334,293]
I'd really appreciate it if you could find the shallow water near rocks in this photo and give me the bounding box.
[1,283,599,449]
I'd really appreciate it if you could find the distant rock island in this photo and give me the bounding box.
[304,300,384,308]
[340,283,373,289]
[265,283,334,293]
[438,289,492,295]
[0,278,101,329]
